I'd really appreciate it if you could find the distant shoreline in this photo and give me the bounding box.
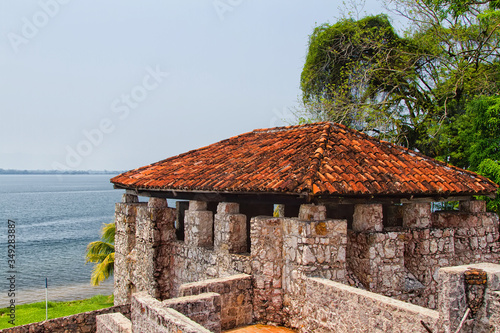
[0,169,123,175]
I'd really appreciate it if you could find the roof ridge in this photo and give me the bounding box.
[301,122,332,193]
[252,121,331,134]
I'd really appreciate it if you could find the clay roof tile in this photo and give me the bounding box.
[111,122,498,199]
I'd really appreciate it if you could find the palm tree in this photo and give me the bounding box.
[86,222,115,286]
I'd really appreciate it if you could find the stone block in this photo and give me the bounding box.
[352,204,383,232]
[96,313,132,333]
[189,200,208,211]
[121,194,138,203]
[403,203,431,228]
[227,214,247,253]
[217,202,239,214]
[147,197,168,208]
[185,210,213,248]
[298,204,327,221]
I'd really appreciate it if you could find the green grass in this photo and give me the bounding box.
[0,294,114,329]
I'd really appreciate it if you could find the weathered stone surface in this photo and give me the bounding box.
[347,230,405,297]
[185,209,213,248]
[178,274,252,331]
[460,200,486,213]
[1,304,130,333]
[352,204,383,232]
[403,203,432,228]
[214,202,247,254]
[131,293,212,333]
[121,194,138,203]
[251,216,285,325]
[438,263,500,333]
[298,204,326,221]
[292,277,439,333]
[111,196,500,331]
[96,313,132,333]
[162,293,222,333]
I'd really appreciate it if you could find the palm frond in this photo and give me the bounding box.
[90,252,115,286]
[101,223,115,244]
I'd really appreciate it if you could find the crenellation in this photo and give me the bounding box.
[352,203,383,232]
[109,196,500,332]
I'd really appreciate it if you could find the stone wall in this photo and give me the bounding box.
[96,313,131,333]
[169,201,252,297]
[403,209,500,308]
[437,263,500,333]
[250,216,285,325]
[113,194,500,329]
[293,276,439,333]
[114,196,176,305]
[2,304,130,333]
[347,230,405,297]
[345,202,500,309]
[130,293,212,333]
[162,293,222,333]
[97,292,222,333]
[115,198,253,304]
[178,274,252,331]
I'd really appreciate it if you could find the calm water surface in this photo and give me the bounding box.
[0,174,125,307]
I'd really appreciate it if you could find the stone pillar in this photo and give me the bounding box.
[352,204,383,232]
[214,202,247,254]
[438,263,500,333]
[298,204,326,221]
[283,206,348,328]
[403,203,432,228]
[185,201,213,248]
[122,193,139,203]
[251,216,284,325]
[347,230,405,297]
[116,197,176,304]
[114,198,143,306]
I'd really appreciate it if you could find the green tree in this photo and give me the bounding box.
[86,222,115,286]
[477,159,500,215]
[461,95,500,170]
[300,15,431,146]
[300,1,500,156]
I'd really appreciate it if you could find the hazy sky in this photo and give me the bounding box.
[1,0,387,171]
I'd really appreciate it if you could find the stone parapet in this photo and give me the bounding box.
[352,204,383,232]
[403,203,432,228]
[437,263,500,333]
[178,274,252,330]
[185,201,214,248]
[2,304,130,333]
[298,204,326,221]
[291,276,439,332]
[347,230,405,297]
[250,216,284,325]
[97,312,132,333]
[131,293,212,333]
[214,202,247,254]
[114,199,176,305]
[162,293,222,333]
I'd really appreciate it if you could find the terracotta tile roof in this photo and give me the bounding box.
[111,122,498,199]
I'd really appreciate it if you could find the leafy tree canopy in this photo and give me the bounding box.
[300,0,500,156]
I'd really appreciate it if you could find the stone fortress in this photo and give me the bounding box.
[96,122,500,333]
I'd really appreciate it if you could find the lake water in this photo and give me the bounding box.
[0,174,127,307]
